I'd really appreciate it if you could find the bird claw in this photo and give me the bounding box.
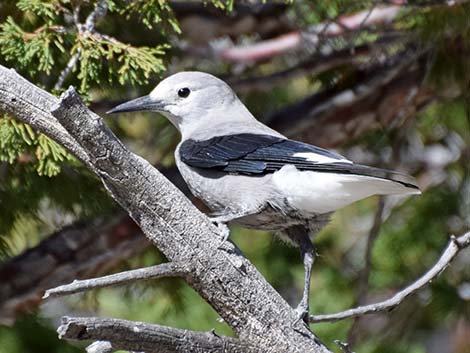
[217,222,231,242]
[293,302,309,326]
[209,217,231,248]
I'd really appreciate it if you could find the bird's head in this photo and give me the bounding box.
[107,71,238,135]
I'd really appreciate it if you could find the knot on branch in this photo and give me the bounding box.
[58,316,89,340]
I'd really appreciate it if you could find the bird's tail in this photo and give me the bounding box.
[338,163,421,195]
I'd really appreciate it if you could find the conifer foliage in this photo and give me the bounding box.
[0,0,209,256]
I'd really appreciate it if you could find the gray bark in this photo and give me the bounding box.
[43,262,187,299]
[0,65,331,352]
[59,317,261,353]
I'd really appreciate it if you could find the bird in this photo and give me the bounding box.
[108,71,421,321]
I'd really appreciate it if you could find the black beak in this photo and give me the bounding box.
[107,95,165,114]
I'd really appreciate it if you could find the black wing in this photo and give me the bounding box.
[179,133,347,172]
[179,133,419,189]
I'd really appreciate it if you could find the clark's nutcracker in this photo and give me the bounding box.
[108,71,420,320]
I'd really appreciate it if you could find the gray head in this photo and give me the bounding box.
[108,72,243,136]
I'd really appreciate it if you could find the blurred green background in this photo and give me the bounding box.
[0,1,469,352]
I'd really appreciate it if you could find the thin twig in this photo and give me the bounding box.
[54,0,108,90]
[346,197,385,344]
[355,196,386,305]
[54,51,81,91]
[84,0,108,32]
[43,262,187,299]
[347,1,379,55]
[348,126,406,343]
[309,231,470,323]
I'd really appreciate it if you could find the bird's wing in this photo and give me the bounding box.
[179,134,283,168]
[179,133,419,190]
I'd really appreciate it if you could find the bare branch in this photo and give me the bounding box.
[213,3,403,63]
[59,316,261,353]
[83,0,108,32]
[267,49,435,146]
[229,34,403,91]
[207,0,464,63]
[355,197,386,305]
[309,231,470,323]
[54,51,81,91]
[43,262,187,299]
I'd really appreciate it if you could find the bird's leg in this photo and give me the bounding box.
[297,241,315,322]
[285,226,315,323]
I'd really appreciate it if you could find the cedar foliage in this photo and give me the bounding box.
[0,0,231,256]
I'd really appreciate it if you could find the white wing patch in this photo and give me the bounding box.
[293,152,352,164]
[272,164,418,214]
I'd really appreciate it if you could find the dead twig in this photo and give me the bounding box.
[309,232,470,323]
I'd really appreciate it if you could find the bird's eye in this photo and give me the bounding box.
[177,87,191,98]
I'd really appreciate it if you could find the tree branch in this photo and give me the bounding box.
[229,34,403,91]
[208,0,464,63]
[59,316,261,353]
[214,3,403,63]
[43,262,187,299]
[355,197,386,306]
[309,231,470,323]
[0,65,331,352]
[267,49,436,146]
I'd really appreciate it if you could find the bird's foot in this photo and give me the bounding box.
[209,217,231,248]
[216,222,231,243]
[293,302,309,326]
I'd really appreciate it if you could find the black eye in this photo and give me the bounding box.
[178,87,190,98]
